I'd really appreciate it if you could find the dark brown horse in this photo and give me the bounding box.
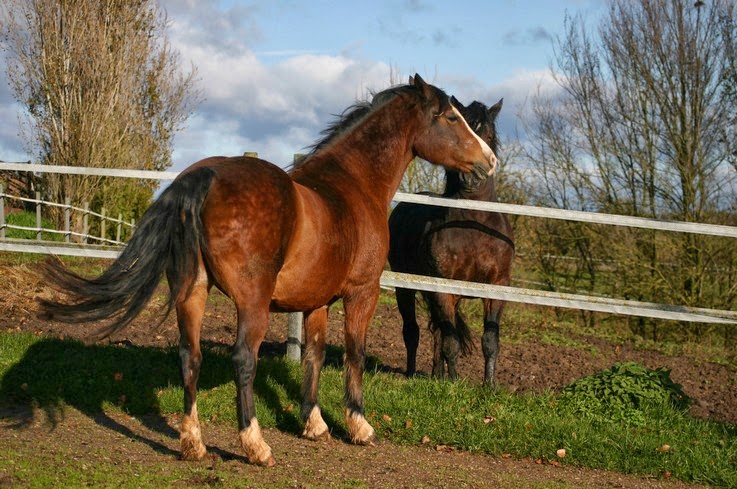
[388,97,514,387]
[39,75,497,466]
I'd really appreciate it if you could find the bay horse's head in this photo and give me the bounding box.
[409,74,497,180]
[445,96,503,195]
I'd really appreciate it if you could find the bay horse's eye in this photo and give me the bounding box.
[446,113,459,123]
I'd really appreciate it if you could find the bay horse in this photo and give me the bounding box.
[38,74,497,466]
[387,97,514,387]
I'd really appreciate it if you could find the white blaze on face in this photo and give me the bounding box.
[451,105,498,175]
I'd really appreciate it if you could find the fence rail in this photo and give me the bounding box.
[0,185,136,245]
[2,161,736,362]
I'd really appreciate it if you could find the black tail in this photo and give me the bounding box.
[453,309,475,356]
[39,167,217,338]
[427,309,475,357]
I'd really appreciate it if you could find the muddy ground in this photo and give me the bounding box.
[0,261,734,487]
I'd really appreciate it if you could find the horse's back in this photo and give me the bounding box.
[388,193,514,285]
[433,206,514,285]
[190,155,360,311]
[388,198,444,275]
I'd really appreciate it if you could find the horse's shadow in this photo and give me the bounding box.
[0,335,382,460]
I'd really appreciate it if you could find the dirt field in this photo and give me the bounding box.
[1,261,734,487]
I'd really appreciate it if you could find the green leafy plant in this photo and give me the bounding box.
[558,362,691,425]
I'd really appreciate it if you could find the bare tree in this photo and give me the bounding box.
[398,158,446,194]
[0,0,201,231]
[523,0,737,340]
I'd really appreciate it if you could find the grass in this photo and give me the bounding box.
[1,332,735,487]
[4,210,63,241]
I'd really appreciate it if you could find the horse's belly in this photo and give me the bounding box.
[269,233,349,312]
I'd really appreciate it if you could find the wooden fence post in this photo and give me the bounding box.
[284,153,307,362]
[83,202,89,244]
[100,207,106,242]
[35,192,42,241]
[116,213,122,243]
[0,184,5,240]
[286,312,303,362]
[64,197,71,243]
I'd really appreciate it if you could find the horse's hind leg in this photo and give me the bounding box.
[176,276,209,461]
[395,287,420,377]
[428,293,461,379]
[301,306,330,440]
[482,298,505,387]
[232,294,274,466]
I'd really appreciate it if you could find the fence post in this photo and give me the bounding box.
[83,202,89,244]
[36,192,42,241]
[100,207,106,242]
[286,312,303,362]
[0,184,5,240]
[116,213,122,243]
[64,197,71,243]
[243,151,258,158]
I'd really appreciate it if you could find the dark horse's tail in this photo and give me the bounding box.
[428,309,475,357]
[453,310,475,356]
[39,167,216,338]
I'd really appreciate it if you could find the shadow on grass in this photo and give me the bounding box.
[0,335,388,459]
[0,336,296,458]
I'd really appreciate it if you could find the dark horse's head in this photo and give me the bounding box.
[444,97,503,196]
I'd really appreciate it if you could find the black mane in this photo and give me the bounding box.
[289,82,451,171]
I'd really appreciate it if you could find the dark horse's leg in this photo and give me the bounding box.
[342,288,378,445]
[395,287,420,377]
[428,293,461,380]
[232,288,274,466]
[482,298,505,387]
[301,306,330,440]
[175,266,209,461]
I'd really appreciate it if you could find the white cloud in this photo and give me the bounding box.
[158,0,394,170]
[439,68,562,145]
[167,43,393,170]
[0,0,566,172]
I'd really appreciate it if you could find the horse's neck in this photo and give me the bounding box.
[299,99,416,205]
[445,174,498,202]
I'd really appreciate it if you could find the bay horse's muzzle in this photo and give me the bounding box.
[473,161,493,181]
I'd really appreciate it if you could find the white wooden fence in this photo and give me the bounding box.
[0,188,136,245]
[2,161,737,361]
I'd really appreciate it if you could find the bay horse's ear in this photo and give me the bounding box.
[489,98,503,118]
[408,75,414,85]
[411,73,434,99]
[450,95,464,110]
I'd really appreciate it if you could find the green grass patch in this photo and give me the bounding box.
[4,210,63,241]
[1,331,735,487]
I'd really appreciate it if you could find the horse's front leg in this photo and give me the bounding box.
[395,287,420,377]
[301,306,330,440]
[342,288,379,445]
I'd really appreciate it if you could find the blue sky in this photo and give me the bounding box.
[0,0,604,171]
